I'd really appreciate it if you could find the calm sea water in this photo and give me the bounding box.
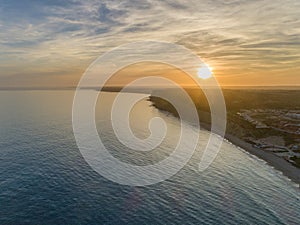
[0,91,299,225]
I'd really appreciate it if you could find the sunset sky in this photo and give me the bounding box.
[0,0,299,87]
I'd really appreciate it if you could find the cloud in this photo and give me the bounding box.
[0,0,299,86]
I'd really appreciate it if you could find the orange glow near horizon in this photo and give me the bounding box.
[104,62,189,87]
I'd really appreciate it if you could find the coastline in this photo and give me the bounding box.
[155,107,300,188]
[225,132,300,187]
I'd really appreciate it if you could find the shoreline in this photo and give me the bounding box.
[225,133,300,187]
[199,122,299,187]
[156,108,300,188]
[195,121,299,188]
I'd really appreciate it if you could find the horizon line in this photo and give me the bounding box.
[0,85,299,91]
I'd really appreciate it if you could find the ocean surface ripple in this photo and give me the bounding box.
[0,91,299,225]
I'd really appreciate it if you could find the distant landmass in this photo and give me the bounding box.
[0,85,299,91]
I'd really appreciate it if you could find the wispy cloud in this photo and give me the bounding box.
[0,0,299,86]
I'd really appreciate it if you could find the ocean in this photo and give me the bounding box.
[0,90,299,224]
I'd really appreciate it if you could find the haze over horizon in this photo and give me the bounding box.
[0,0,299,88]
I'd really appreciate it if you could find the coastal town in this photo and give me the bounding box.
[237,109,300,167]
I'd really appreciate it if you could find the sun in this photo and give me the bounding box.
[197,64,213,79]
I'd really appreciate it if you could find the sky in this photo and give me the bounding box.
[0,0,299,87]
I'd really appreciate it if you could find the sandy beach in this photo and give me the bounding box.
[226,133,300,186]
[199,122,300,187]
[150,93,300,188]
